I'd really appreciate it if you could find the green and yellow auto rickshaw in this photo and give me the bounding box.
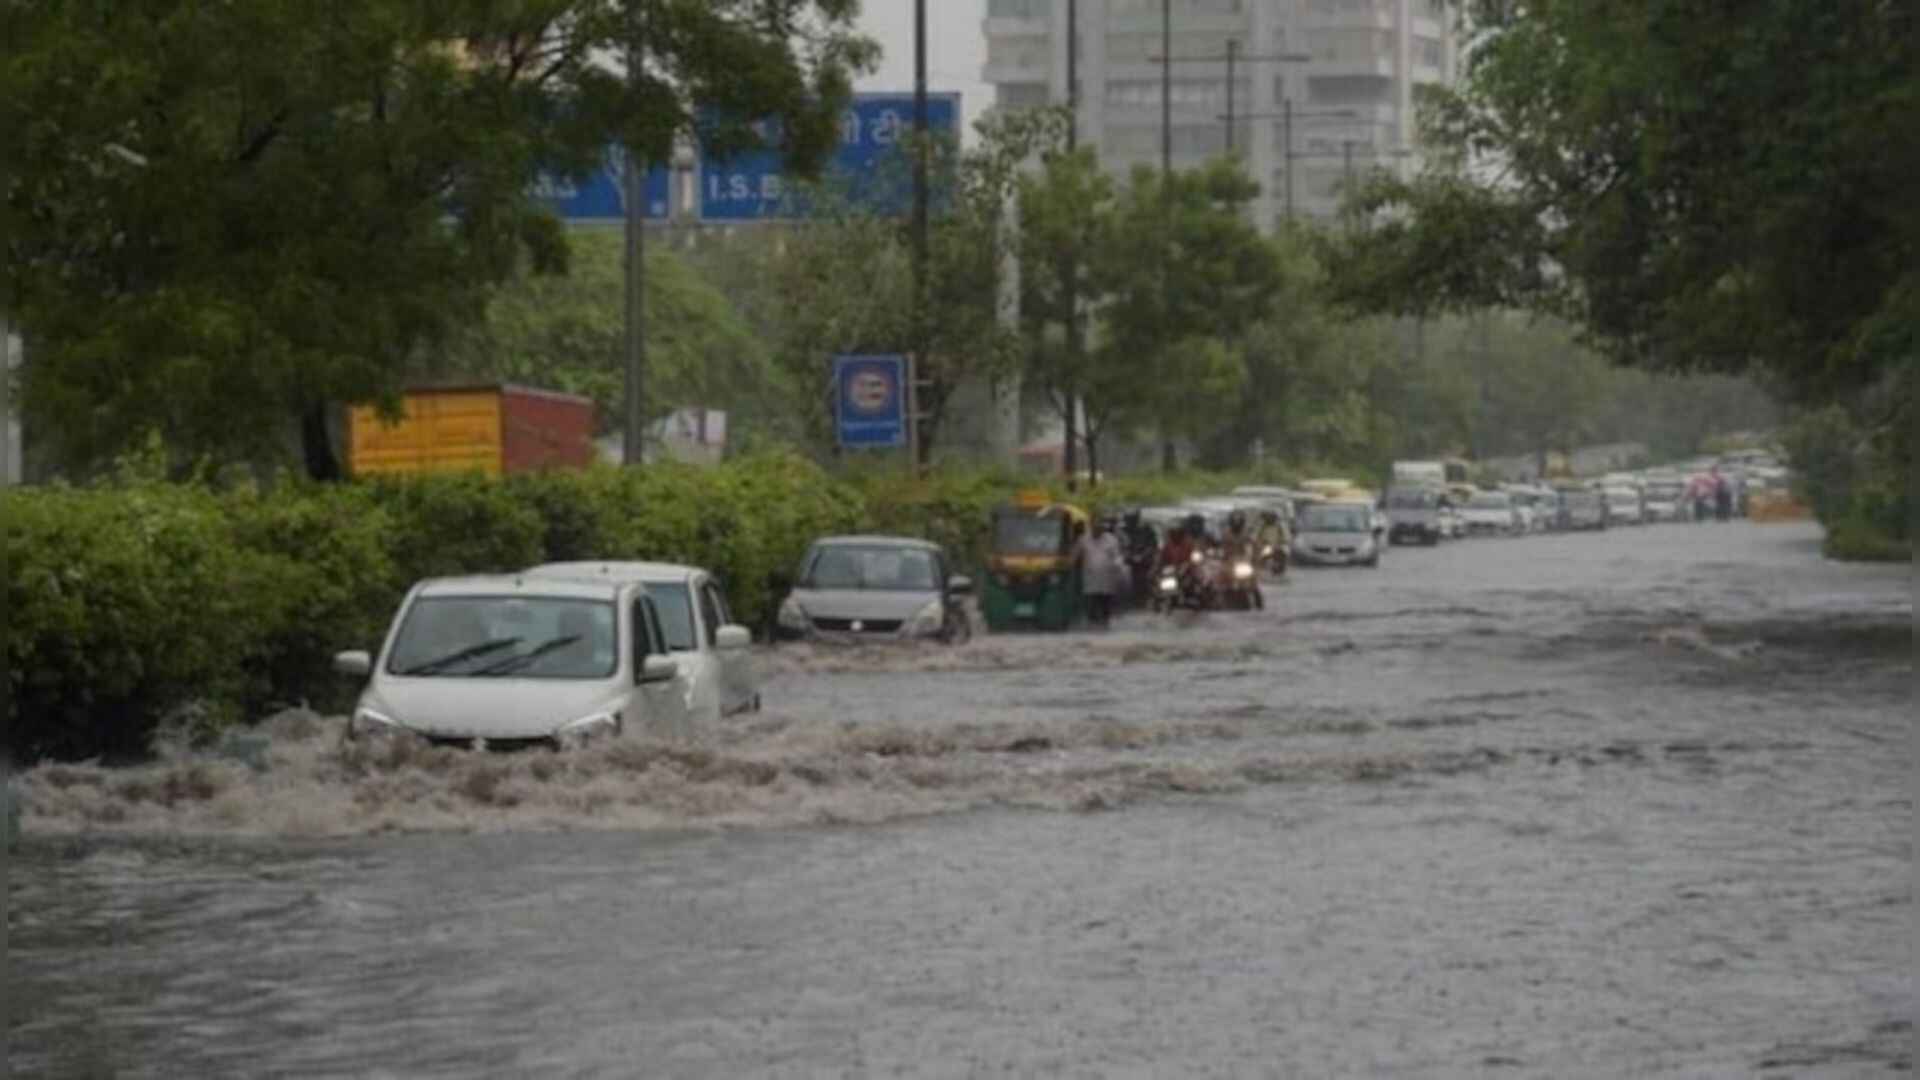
[980,492,1089,632]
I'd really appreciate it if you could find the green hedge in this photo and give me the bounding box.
[4,453,1338,762]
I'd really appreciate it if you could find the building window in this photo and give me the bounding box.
[997,83,1051,108]
[1105,79,1247,111]
[1416,36,1444,69]
[1304,75,1392,107]
[988,37,1049,69]
[988,0,1048,17]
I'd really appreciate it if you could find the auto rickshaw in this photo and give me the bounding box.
[980,492,1089,632]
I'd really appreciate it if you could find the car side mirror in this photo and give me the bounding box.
[947,574,974,596]
[333,650,372,678]
[638,655,679,685]
[715,625,752,651]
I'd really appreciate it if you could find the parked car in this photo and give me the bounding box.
[1557,488,1608,531]
[526,561,760,723]
[773,536,973,645]
[333,573,690,748]
[1461,490,1523,536]
[1602,484,1645,525]
[1292,500,1385,567]
[1640,475,1691,522]
[1385,485,1447,545]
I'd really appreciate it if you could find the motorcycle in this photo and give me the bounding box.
[1154,551,1215,613]
[1259,539,1288,577]
[1217,551,1265,611]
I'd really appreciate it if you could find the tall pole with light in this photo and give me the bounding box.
[1062,0,1081,489]
[910,0,929,471]
[622,24,647,466]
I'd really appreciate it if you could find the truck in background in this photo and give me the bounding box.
[348,384,596,478]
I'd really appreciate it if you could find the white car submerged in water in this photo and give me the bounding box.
[334,574,692,748]
[527,562,760,725]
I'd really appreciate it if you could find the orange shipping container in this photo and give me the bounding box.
[348,384,597,478]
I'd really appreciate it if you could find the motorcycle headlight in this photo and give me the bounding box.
[1189,551,1203,565]
[777,596,808,630]
[1232,561,1254,580]
[1158,574,1178,593]
[349,705,409,742]
[908,598,945,636]
[554,711,621,749]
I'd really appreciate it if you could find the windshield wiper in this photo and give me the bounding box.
[471,634,582,677]
[399,636,521,676]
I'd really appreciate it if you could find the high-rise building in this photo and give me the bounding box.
[981,0,1458,228]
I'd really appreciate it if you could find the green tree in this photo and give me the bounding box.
[1015,143,1113,484]
[1323,0,1916,401]
[1096,158,1282,471]
[439,230,798,448]
[2,0,875,478]
[744,108,1060,462]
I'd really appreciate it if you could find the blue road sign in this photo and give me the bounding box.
[701,92,960,222]
[834,354,911,449]
[533,145,672,224]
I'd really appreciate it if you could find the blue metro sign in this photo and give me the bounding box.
[700,92,961,222]
[532,144,672,224]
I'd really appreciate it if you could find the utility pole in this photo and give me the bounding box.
[909,0,929,472]
[1160,0,1174,472]
[1062,0,1080,490]
[622,30,646,467]
[1224,39,1236,154]
[1284,98,1293,219]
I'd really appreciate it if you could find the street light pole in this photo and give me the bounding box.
[1224,38,1236,154]
[622,31,646,467]
[1064,0,1080,489]
[911,0,929,472]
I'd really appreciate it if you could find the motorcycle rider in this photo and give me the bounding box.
[1120,510,1160,609]
[1220,509,1265,610]
[1255,509,1288,573]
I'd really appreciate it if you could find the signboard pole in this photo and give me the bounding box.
[622,36,646,465]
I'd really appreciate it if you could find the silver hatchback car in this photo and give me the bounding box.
[773,536,973,644]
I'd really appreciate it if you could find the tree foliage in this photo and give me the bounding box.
[734,108,1063,461]
[439,230,796,445]
[1323,0,1917,401]
[2,0,875,478]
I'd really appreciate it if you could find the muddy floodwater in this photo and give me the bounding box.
[8,521,1912,1077]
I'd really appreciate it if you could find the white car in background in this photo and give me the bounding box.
[528,561,760,724]
[1461,490,1523,536]
[334,574,689,748]
[1603,485,1645,525]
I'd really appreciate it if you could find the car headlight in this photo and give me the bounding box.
[777,596,808,630]
[349,706,409,741]
[554,711,621,749]
[908,598,945,636]
[1232,561,1254,580]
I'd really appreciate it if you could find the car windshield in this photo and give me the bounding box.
[1645,481,1685,499]
[387,596,616,679]
[1607,488,1638,500]
[804,545,940,591]
[994,513,1067,556]
[1468,493,1510,509]
[1564,492,1598,506]
[1386,489,1436,509]
[646,583,699,652]
[1301,505,1369,533]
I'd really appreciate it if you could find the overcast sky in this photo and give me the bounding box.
[852,1,993,138]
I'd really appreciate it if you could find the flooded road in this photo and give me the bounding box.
[9,521,1912,1076]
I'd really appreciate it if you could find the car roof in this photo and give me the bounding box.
[415,574,623,600]
[525,561,703,585]
[808,535,942,552]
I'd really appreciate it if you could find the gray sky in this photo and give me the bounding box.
[852,1,992,138]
